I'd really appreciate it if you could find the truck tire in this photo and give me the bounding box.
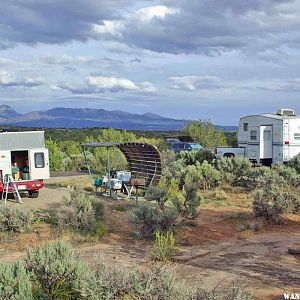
[28,190,39,198]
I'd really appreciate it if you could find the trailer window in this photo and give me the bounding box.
[250,130,257,141]
[34,152,45,168]
[243,123,248,131]
[294,133,300,140]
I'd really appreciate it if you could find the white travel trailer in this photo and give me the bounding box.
[237,108,300,165]
[0,131,50,198]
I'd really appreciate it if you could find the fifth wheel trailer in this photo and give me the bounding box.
[217,108,300,165]
[0,131,50,198]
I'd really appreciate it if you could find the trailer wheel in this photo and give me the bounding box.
[223,153,235,158]
[28,190,39,198]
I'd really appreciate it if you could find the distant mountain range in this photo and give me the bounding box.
[0,105,236,131]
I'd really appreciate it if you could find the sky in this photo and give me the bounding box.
[0,0,300,125]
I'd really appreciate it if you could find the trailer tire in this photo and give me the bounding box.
[223,153,235,158]
[28,190,39,198]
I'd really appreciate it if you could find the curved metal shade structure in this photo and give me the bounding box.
[81,142,162,187]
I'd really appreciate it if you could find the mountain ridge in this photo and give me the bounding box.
[0,105,237,131]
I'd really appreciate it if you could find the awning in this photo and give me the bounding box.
[81,142,162,187]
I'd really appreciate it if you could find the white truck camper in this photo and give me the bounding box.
[0,131,50,198]
[216,108,300,165]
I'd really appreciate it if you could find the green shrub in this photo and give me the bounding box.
[254,167,285,189]
[183,120,227,148]
[182,182,203,219]
[80,255,136,299]
[0,261,33,300]
[288,153,300,173]
[162,159,186,188]
[272,164,300,187]
[130,204,178,239]
[253,187,299,221]
[177,149,215,166]
[160,149,177,168]
[93,221,107,238]
[0,206,33,233]
[81,257,189,300]
[25,241,90,300]
[91,197,105,218]
[152,230,176,262]
[145,184,169,210]
[170,194,184,213]
[185,162,221,191]
[59,190,104,233]
[216,157,252,187]
[194,281,253,300]
[137,263,189,300]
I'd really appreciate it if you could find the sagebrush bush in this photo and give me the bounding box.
[91,197,105,218]
[81,257,190,300]
[80,255,136,299]
[137,263,190,300]
[177,149,215,165]
[58,189,104,233]
[183,182,203,219]
[184,162,221,191]
[0,261,33,300]
[145,184,169,210]
[271,164,300,187]
[152,230,176,261]
[160,149,177,168]
[288,153,300,173]
[0,206,33,232]
[93,220,107,238]
[253,186,299,221]
[254,167,285,189]
[25,241,90,300]
[194,281,253,300]
[130,204,178,239]
[162,159,186,188]
[216,157,252,187]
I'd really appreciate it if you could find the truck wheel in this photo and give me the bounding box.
[28,190,39,198]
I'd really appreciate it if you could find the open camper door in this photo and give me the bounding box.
[29,149,50,180]
[260,125,273,160]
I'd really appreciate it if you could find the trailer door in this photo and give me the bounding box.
[29,149,50,180]
[0,151,11,182]
[260,125,273,159]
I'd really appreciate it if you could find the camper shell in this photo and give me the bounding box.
[237,109,300,164]
[0,131,49,198]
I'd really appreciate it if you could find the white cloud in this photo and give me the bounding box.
[0,0,133,49]
[134,5,180,22]
[40,54,96,65]
[57,76,157,94]
[92,1,300,55]
[93,20,123,37]
[169,76,223,91]
[242,78,300,92]
[87,76,138,91]
[0,72,16,85]
[0,71,45,87]
[0,57,16,66]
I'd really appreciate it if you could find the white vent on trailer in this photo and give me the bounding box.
[276,108,295,116]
